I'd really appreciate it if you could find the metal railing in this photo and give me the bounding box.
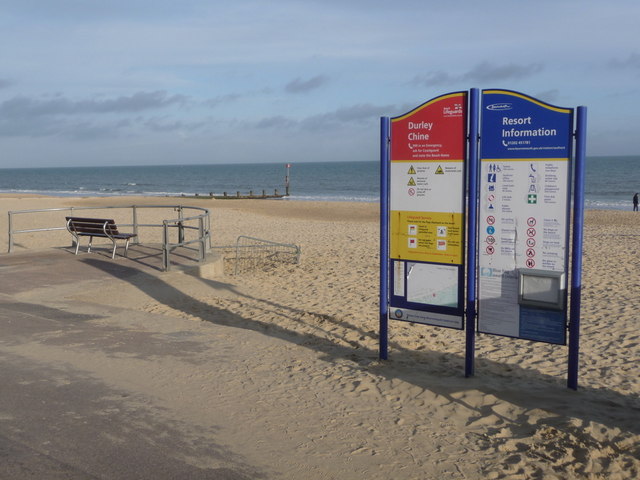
[232,236,301,275]
[161,212,208,271]
[7,205,211,271]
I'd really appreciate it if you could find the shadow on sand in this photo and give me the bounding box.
[82,258,640,442]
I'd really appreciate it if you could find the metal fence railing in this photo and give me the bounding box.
[7,205,211,272]
[231,236,301,275]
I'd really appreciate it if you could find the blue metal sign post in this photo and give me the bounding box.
[568,106,587,390]
[465,88,480,377]
[380,117,390,360]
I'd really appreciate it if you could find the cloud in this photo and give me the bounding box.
[0,112,209,141]
[409,71,455,87]
[301,103,394,131]
[0,91,193,139]
[143,116,207,133]
[64,120,130,141]
[255,116,297,129]
[91,91,188,113]
[0,114,127,139]
[461,61,543,82]
[285,75,329,94]
[0,79,13,89]
[0,91,188,119]
[412,61,544,87]
[204,93,243,108]
[250,103,393,132]
[608,52,640,69]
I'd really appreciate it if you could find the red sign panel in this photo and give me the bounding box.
[391,92,467,161]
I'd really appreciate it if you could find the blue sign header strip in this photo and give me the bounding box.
[481,89,573,160]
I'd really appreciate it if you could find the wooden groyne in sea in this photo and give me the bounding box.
[175,163,292,200]
[177,188,289,200]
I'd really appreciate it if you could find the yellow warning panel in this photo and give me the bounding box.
[407,177,416,186]
[435,165,444,174]
[407,165,416,175]
[390,210,463,264]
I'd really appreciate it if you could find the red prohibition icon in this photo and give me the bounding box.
[486,215,496,225]
[527,217,536,227]
[526,258,536,268]
[408,188,416,196]
[526,248,536,258]
[486,235,496,244]
[486,245,495,254]
[526,237,536,247]
[527,227,536,237]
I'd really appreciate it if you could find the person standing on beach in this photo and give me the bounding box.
[634,193,639,211]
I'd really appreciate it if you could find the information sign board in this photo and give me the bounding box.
[478,90,573,344]
[388,92,467,329]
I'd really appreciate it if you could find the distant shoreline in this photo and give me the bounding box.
[0,192,636,214]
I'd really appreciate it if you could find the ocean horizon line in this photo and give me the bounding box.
[0,159,376,172]
[1,154,638,172]
[0,156,638,208]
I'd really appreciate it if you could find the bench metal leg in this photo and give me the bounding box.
[74,238,80,255]
[124,239,131,258]
[88,236,93,254]
[111,240,117,260]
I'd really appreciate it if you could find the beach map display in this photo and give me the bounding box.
[405,262,459,307]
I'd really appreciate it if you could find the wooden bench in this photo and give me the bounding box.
[65,217,137,259]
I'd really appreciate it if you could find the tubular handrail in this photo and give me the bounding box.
[161,214,207,271]
[233,235,301,275]
[8,205,211,271]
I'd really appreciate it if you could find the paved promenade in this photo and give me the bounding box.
[0,248,256,479]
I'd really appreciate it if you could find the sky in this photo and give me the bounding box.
[1,0,639,168]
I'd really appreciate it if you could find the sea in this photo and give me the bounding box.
[0,156,638,209]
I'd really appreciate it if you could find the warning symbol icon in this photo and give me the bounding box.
[407,177,416,186]
[435,165,444,175]
[407,165,416,175]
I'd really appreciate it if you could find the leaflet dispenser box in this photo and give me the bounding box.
[517,269,565,311]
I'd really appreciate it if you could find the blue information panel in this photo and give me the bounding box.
[478,90,573,344]
[481,91,573,159]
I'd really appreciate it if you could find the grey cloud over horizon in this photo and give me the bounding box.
[0,90,191,139]
[255,115,297,129]
[203,93,243,108]
[608,52,640,69]
[412,61,544,87]
[0,86,392,140]
[249,103,394,132]
[285,75,330,94]
[0,91,188,119]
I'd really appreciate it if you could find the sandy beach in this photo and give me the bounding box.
[0,194,639,479]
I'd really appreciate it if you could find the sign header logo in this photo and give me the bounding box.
[486,103,513,111]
